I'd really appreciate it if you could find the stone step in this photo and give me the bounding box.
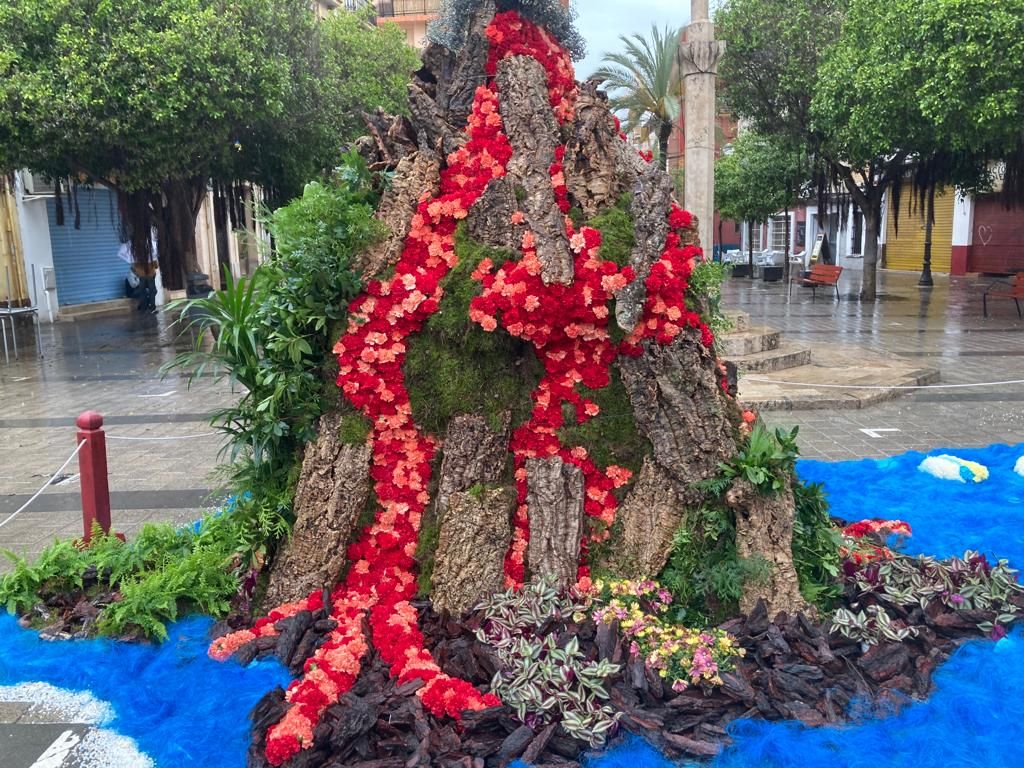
[57,298,133,322]
[727,341,812,373]
[718,325,781,357]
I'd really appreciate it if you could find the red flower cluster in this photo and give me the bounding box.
[485,11,577,123]
[842,519,913,539]
[621,203,715,352]
[210,19,534,761]
[211,12,721,764]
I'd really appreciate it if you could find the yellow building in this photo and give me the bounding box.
[375,1,441,48]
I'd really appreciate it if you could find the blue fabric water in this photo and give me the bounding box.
[0,614,290,767]
[3,442,1023,767]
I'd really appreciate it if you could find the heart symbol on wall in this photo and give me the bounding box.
[978,225,994,246]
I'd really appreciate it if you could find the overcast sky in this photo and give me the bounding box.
[571,0,692,79]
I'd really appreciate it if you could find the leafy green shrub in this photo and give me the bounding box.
[717,425,800,494]
[475,580,620,746]
[658,505,770,624]
[792,480,842,608]
[833,550,1024,645]
[165,152,381,476]
[0,492,294,641]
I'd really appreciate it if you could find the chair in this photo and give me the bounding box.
[0,265,42,361]
[982,273,1024,318]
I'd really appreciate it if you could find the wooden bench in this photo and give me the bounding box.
[983,272,1024,317]
[799,264,843,301]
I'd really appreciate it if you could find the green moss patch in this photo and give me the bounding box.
[338,412,372,446]
[589,194,634,267]
[558,365,650,474]
[405,224,542,436]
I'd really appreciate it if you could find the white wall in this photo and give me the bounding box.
[14,176,57,322]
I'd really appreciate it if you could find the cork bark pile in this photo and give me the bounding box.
[269,1,806,620]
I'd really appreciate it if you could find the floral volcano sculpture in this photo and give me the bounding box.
[210,1,811,764]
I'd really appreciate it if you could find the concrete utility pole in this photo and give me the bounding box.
[680,0,725,253]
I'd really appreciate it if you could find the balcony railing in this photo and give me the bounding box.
[375,0,441,17]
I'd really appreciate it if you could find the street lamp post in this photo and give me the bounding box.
[680,0,725,254]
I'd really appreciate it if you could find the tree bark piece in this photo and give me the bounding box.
[425,1,497,129]
[435,413,511,521]
[562,81,631,218]
[263,411,372,608]
[431,487,515,615]
[725,478,813,618]
[613,458,686,577]
[615,163,675,331]
[407,83,460,158]
[496,55,574,285]
[619,337,738,508]
[466,177,522,253]
[526,457,585,589]
[359,150,441,279]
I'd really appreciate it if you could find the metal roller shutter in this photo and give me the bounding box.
[884,188,954,273]
[46,188,126,306]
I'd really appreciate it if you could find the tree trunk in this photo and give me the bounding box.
[618,337,738,509]
[431,487,514,615]
[156,177,206,291]
[726,478,812,619]
[861,204,881,302]
[783,205,791,283]
[263,411,372,608]
[615,161,675,331]
[747,220,755,276]
[658,120,673,172]
[526,457,586,590]
[495,55,574,285]
[359,150,441,279]
[612,458,685,577]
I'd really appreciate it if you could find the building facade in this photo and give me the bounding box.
[371,0,571,48]
[4,173,259,320]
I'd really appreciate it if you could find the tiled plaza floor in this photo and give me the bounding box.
[0,311,235,572]
[731,268,1024,460]
[0,268,1021,570]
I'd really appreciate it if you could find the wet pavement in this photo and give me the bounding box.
[727,268,1024,460]
[0,269,1022,571]
[0,311,235,573]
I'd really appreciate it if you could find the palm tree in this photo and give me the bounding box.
[592,25,683,167]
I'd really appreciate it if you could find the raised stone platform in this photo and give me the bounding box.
[720,311,940,411]
[737,346,940,411]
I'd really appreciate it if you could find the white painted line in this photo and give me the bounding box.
[138,390,176,398]
[30,729,81,768]
[11,376,31,382]
[860,428,902,439]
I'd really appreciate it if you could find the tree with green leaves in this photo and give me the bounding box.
[717,0,1023,299]
[592,25,682,166]
[0,1,417,289]
[715,131,807,276]
[716,0,904,300]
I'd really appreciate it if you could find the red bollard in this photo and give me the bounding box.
[76,411,112,542]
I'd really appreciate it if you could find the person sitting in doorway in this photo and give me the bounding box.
[119,241,158,311]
